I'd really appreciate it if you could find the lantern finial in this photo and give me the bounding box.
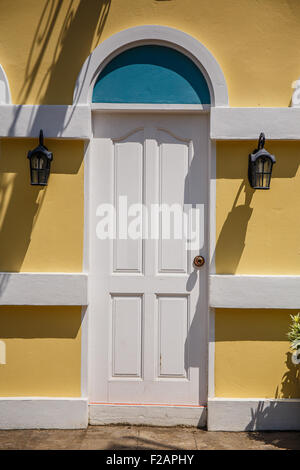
[39,129,44,146]
[258,132,265,150]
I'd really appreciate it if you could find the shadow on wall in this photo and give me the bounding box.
[214,179,254,274]
[18,0,110,105]
[216,309,300,435]
[9,0,111,136]
[0,169,46,272]
[215,309,300,432]
[0,306,81,338]
[214,141,300,274]
[280,352,300,398]
[245,398,300,434]
[2,2,110,274]
[245,353,300,432]
[0,139,83,272]
[245,352,300,436]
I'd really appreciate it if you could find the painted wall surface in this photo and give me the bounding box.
[0,0,299,106]
[0,139,83,272]
[216,141,300,275]
[215,309,300,398]
[0,306,81,396]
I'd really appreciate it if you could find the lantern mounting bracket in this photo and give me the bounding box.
[257,132,265,150]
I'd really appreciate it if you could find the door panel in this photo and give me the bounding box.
[158,129,190,273]
[157,295,189,378]
[90,113,208,405]
[110,295,143,378]
[113,130,144,273]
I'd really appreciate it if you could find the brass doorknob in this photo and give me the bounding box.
[193,255,205,268]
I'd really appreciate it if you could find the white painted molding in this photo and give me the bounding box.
[0,105,91,139]
[0,273,88,305]
[0,398,88,429]
[81,307,89,398]
[91,103,210,113]
[291,78,300,107]
[1,104,300,140]
[210,275,300,309]
[0,65,11,104]
[208,309,215,398]
[211,107,300,140]
[73,25,229,107]
[89,404,206,427]
[208,398,300,431]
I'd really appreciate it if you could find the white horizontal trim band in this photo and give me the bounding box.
[0,398,88,429]
[0,105,91,139]
[208,398,300,431]
[0,105,299,140]
[91,103,210,113]
[0,273,88,305]
[211,107,300,140]
[210,275,300,308]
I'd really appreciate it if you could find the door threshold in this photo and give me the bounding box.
[89,403,207,427]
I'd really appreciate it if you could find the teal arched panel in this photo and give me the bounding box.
[92,45,211,104]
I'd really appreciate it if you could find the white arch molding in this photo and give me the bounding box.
[73,25,229,107]
[0,64,11,104]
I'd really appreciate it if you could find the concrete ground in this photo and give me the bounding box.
[0,425,299,450]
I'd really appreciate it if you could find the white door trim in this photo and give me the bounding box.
[88,113,210,409]
[80,25,221,423]
[73,25,229,107]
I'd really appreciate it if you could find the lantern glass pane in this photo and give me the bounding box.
[257,157,264,173]
[31,169,39,185]
[31,155,40,170]
[254,156,273,189]
[39,169,49,185]
[264,158,272,173]
[29,155,49,185]
[39,155,47,169]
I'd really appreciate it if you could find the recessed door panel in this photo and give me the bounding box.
[158,129,190,274]
[157,295,189,378]
[111,295,143,378]
[113,129,144,273]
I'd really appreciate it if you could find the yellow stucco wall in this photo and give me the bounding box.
[0,306,81,396]
[215,309,300,398]
[0,139,83,272]
[0,0,299,107]
[216,141,300,275]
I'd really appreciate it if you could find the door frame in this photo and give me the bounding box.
[78,25,228,424]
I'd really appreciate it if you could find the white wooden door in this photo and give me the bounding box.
[89,113,208,405]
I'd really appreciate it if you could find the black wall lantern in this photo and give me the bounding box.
[248,133,276,190]
[27,130,53,186]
